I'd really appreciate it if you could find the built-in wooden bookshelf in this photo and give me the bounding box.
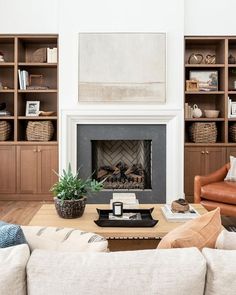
[184,36,236,201]
[0,35,58,200]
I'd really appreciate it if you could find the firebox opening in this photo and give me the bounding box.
[92,140,152,190]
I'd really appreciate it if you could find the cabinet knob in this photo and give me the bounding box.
[33,149,37,152]
[201,151,205,154]
[38,149,41,152]
[206,151,209,154]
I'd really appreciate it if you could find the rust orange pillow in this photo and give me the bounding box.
[157,208,222,249]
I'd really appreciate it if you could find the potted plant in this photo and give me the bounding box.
[51,164,104,219]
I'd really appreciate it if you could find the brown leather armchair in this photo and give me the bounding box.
[194,163,236,217]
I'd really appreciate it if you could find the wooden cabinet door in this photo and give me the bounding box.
[17,146,37,194]
[0,146,16,194]
[226,147,236,162]
[184,147,205,201]
[205,147,226,175]
[38,146,58,194]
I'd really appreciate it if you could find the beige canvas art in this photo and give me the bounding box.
[79,33,166,103]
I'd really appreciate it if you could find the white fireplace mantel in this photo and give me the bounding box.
[60,107,184,203]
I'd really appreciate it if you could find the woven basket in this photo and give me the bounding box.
[0,121,11,141]
[189,122,217,143]
[26,121,54,141]
[54,197,87,219]
[229,123,236,142]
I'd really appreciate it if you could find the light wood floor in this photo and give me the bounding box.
[0,201,236,227]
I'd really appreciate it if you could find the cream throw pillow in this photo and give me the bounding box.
[22,226,108,252]
[0,244,30,295]
[216,229,236,250]
[225,155,236,181]
[157,208,222,249]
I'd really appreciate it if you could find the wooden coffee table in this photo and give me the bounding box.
[29,204,207,251]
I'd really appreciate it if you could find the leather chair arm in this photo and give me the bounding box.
[194,164,229,203]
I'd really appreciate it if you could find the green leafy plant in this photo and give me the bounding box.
[51,164,104,201]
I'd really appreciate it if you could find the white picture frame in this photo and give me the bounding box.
[231,102,236,116]
[26,101,40,116]
[78,33,166,103]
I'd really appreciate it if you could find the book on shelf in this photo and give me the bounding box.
[161,204,200,222]
[47,48,57,63]
[0,110,11,116]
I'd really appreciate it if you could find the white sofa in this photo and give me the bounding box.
[1,227,236,295]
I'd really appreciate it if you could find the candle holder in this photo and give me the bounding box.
[112,202,123,217]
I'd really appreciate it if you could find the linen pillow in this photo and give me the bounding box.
[0,221,27,248]
[22,226,108,252]
[0,244,30,295]
[202,248,236,295]
[157,208,221,249]
[225,155,236,181]
[215,229,236,250]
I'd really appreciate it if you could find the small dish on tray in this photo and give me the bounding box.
[94,208,158,227]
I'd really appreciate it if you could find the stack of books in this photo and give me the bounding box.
[47,48,57,63]
[110,193,139,209]
[0,110,10,116]
[161,204,199,222]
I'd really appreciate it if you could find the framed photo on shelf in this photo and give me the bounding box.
[231,102,236,116]
[189,71,218,92]
[26,101,40,116]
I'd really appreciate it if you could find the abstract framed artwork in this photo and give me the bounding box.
[78,33,166,103]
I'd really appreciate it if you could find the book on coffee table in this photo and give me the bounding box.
[161,204,200,222]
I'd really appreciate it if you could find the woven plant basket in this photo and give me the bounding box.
[26,121,54,141]
[0,121,11,141]
[189,122,217,143]
[54,197,87,219]
[229,123,236,142]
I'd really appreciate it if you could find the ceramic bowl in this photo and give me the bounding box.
[204,110,220,118]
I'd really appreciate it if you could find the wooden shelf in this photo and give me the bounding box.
[185,118,225,121]
[0,90,14,93]
[185,91,224,95]
[0,116,14,120]
[185,64,224,68]
[228,64,236,67]
[0,62,14,67]
[185,142,228,147]
[228,91,236,94]
[18,90,57,93]
[18,116,57,120]
[16,141,58,145]
[18,62,57,67]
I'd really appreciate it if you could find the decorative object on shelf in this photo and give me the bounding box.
[38,111,55,116]
[192,104,202,118]
[228,54,236,64]
[18,70,29,90]
[231,102,236,116]
[47,47,57,63]
[233,80,236,90]
[51,163,104,219]
[189,122,217,143]
[229,123,236,142]
[186,80,199,92]
[25,101,40,116]
[188,53,203,64]
[28,48,47,63]
[0,121,11,141]
[0,82,3,90]
[0,51,4,62]
[189,71,218,91]
[204,110,220,118]
[171,199,190,213]
[26,120,54,141]
[110,193,139,209]
[204,54,216,64]
[29,74,43,87]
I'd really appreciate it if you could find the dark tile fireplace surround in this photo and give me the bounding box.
[77,124,166,203]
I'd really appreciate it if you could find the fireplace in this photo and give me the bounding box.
[77,124,166,203]
[92,140,152,190]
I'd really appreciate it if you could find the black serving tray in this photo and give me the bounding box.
[94,208,158,227]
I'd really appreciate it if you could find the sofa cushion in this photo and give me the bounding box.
[0,221,27,248]
[201,181,236,205]
[216,229,236,250]
[202,248,236,295]
[27,247,206,295]
[0,244,30,295]
[157,208,221,249]
[22,226,108,252]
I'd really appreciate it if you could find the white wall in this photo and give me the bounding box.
[185,0,236,35]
